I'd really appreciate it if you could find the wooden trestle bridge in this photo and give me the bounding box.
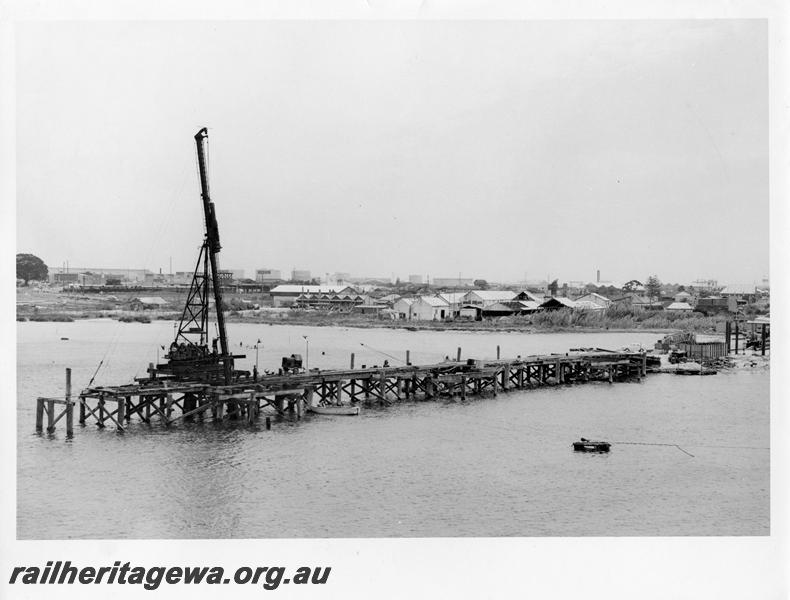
[37,350,651,435]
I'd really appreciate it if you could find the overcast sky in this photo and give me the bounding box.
[15,20,767,285]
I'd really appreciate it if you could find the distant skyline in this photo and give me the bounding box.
[16,20,768,285]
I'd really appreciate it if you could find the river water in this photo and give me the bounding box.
[17,320,769,538]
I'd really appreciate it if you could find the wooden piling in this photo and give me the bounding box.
[734,320,739,354]
[406,350,410,365]
[305,387,314,410]
[97,395,106,428]
[265,416,271,430]
[761,324,766,356]
[456,347,462,362]
[116,398,125,431]
[350,353,355,369]
[165,393,174,425]
[46,399,55,433]
[497,345,501,359]
[36,398,44,432]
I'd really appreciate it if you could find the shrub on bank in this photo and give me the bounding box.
[28,314,74,322]
[119,315,151,323]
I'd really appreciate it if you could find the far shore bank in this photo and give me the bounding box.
[16,308,712,337]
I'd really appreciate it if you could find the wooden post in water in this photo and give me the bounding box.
[461,376,467,400]
[65,368,73,436]
[305,387,314,410]
[35,398,44,432]
[725,321,731,354]
[406,350,411,366]
[165,394,173,425]
[79,395,86,425]
[761,324,767,356]
[248,392,257,424]
[456,347,461,362]
[116,397,125,431]
[350,353,355,369]
[497,345,501,360]
[641,353,647,377]
[734,320,739,354]
[98,395,106,428]
[46,398,55,432]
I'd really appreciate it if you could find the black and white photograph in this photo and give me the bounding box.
[2,1,787,598]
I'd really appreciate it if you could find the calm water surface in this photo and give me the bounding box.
[17,320,769,538]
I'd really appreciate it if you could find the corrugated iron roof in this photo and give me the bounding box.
[270,285,352,294]
[132,296,168,304]
[417,296,450,307]
[666,302,693,310]
[540,297,577,308]
[720,284,757,295]
[464,290,517,301]
[575,300,606,310]
[438,292,467,303]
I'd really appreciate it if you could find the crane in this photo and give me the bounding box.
[157,128,245,384]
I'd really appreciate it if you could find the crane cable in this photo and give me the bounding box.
[359,342,407,364]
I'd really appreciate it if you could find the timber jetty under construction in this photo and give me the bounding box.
[35,128,654,436]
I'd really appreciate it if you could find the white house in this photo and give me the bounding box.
[666,302,694,313]
[392,297,417,320]
[130,296,168,311]
[438,292,467,317]
[269,284,354,307]
[461,290,517,307]
[574,292,612,309]
[411,296,451,321]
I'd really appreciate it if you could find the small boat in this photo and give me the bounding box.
[308,404,360,416]
[573,438,611,452]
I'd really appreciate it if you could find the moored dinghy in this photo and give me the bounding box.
[308,404,360,416]
[572,437,611,452]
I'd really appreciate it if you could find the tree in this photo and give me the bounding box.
[622,279,643,292]
[473,279,489,290]
[645,275,662,301]
[16,253,48,285]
